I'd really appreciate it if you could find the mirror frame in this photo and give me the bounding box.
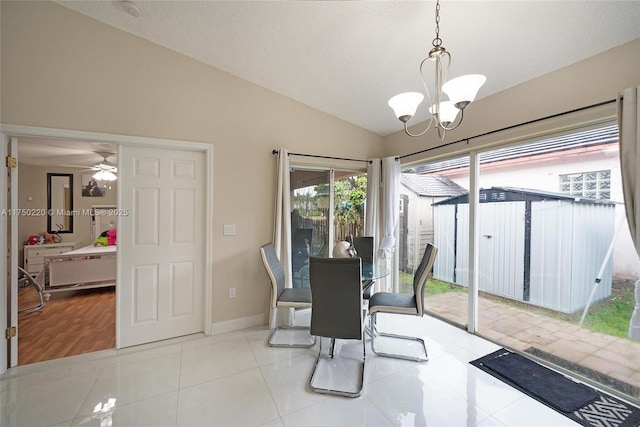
[47,173,74,234]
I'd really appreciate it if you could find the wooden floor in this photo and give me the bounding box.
[17,285,115,365]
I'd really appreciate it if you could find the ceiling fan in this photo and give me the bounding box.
[60,151,118,181]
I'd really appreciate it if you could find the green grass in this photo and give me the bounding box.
[566,284,635,338]
[400,271,635,339]
[399,271,466,296]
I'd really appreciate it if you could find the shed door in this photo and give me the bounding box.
[117,146,205,348]
[478,202,526,300]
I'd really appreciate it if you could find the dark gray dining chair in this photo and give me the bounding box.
[368,243,438,362]
[352,236,375,299]
[260,243,316,348]
[308,256,365,397]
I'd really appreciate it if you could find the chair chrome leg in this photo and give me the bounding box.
[268,325,317,348]
[369,313,428,362]
[267,306,317,348]
[309,337,365,398]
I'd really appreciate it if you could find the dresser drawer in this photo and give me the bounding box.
[28,246,73,264]
[24,243,78,274]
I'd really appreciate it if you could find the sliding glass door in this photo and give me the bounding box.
[474,123,640,401]
[289,166,366,287]
[399,156,470,328]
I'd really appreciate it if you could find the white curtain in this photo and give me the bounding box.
[365,159,381,257]
[274,148,293,288]
[618,86,640,341]
[378,157,401,259]
[272,149,294,327]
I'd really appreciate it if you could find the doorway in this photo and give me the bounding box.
[16,138,119,365]
[2,125,214,370]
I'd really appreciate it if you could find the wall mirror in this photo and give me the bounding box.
[47,173,74,234]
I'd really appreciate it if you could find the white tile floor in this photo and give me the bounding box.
[0,313,582,427]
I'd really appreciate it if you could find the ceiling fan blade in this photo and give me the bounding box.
[58,164,100,172]
[59,164,95,169]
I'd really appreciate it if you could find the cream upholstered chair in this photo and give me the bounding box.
[308,256,365,397]
[368,243,438,362]
[260,243,316,348]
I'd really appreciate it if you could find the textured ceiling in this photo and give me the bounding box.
[17,1,640,163]
[53,0,640,136]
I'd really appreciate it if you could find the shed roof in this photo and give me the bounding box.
[401,174,467,197]
[433,186,617,205]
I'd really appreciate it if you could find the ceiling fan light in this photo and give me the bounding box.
[442,74,487,110]
[93,170,117,181]
[429,101,460,126]
[388,92,425,123]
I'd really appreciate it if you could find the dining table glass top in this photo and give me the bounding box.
[299,261,389,282]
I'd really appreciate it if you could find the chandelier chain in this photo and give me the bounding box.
[433,0,442,48]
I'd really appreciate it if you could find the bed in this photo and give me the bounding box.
[35,205,117,296]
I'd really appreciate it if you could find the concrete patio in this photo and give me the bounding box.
[426,291,640,401]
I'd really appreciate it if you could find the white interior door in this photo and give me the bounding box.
[117,145,205,348]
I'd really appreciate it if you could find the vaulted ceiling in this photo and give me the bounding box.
[17,1,640,164]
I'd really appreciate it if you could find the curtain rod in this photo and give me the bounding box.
[272,149,372,164]
[396,98,618,161]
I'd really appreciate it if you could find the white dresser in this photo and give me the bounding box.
[23,242,79,274]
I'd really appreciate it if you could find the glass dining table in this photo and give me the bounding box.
[297,261,390,290]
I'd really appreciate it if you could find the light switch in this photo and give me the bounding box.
[223,224,236,236]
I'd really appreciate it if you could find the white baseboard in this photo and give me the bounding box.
[210,313,268,335]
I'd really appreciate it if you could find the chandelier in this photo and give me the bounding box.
[388,0,486,139]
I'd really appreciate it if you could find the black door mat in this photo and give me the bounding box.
[471,348,640,427]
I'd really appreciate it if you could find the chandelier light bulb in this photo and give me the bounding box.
[429,101,460,127]
[388,92,425,123]
[442,74,487,110]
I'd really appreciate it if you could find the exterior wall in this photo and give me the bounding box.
[433,204,457,283]
[398,186,449,272]
[399,188,430,271]
[442,146,640,280]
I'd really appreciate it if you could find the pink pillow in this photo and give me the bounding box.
[106,228,117,246]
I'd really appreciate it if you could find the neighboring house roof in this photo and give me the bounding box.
[433,186,617,206]
[401,173,467,197]
[416,124,618,174]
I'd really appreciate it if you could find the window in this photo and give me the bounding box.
[559,169,611,199]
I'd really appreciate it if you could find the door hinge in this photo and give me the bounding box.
[6,156,17,168]
[5,326,17,339]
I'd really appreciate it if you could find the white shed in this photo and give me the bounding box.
[400,174,467,272]
[433,187,615,313]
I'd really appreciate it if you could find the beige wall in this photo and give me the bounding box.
[17,164,118,265]
[1,1,384,325]
[384,38,640,164]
